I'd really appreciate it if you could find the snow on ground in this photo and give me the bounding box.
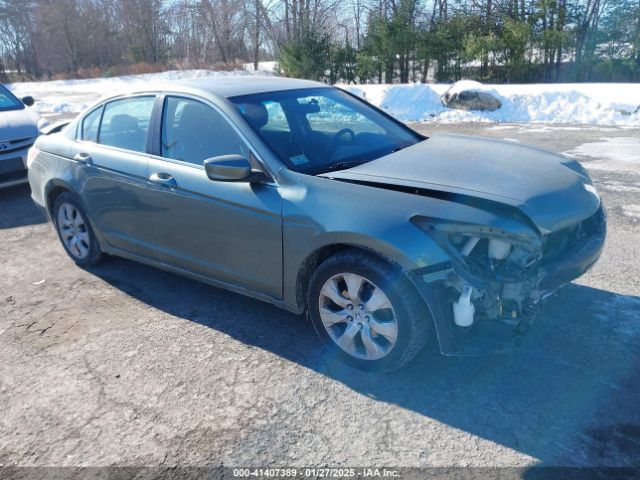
[621,205,640,220]
[345,82,640,126]
[7,64,640,126]
[242,61,277,73]
[598,179,640,194]
[563,137,640,174]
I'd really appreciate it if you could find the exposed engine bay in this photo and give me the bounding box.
[415,205,606,342]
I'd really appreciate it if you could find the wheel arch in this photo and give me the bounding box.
[294,240,409,314]
[45,179,75,217]
[303,243,436,370]
[44,179,109,253]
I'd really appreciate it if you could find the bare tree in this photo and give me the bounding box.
[118,0,170,64]
[0,0,38,77]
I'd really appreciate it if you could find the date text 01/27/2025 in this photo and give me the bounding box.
[232,468,400,478]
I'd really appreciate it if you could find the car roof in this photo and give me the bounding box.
[118,75,330,100]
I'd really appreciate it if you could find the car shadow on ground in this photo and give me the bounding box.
[89,256,640,468]
[0,184,47,229]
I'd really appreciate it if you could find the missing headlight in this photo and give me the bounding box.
[488,238,511,260]
[412,217,543,289]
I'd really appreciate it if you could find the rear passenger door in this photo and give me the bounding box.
[145,95,283,298]
[74,95,157,258]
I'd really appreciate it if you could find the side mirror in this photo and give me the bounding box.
[21,96,35,107]
[204,154,266,183]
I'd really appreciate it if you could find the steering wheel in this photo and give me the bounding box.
[323,128,356,160]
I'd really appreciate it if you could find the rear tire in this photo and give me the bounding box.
[307,249,432,371]
[53,191,102,267]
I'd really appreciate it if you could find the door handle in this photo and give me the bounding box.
[149,172,177,188]
[73,152,92,164]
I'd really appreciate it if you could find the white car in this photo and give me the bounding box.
[0,83,42,189]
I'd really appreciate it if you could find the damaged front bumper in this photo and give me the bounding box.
[537,207,606,292]
[410,206,606,356]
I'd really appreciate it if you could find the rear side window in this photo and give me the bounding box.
[81,106,102,142]
[98,96,155,153]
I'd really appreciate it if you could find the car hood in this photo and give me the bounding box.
[319,134,600,233]
[0,108,39,142]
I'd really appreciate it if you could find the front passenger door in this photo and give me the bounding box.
[146,96,283,298]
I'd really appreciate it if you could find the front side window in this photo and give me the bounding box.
[230,87,420,174]
[161,96,247,165]
[98,96,155,153]
[81,106,103,142]
[0,84,24,112]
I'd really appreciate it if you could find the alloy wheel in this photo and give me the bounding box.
[318,273,398,360]
[57,202,90,260]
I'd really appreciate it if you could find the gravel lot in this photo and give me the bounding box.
[1,123,639,472]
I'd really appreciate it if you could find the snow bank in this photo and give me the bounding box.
[7,66,640,126]
[8,66,275,116]
[343,82,640,126]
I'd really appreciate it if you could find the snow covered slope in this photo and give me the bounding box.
[8,68,640,126]
[345,82,640,126]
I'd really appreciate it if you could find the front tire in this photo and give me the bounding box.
[307,249,432,371]
[53,192,102,267]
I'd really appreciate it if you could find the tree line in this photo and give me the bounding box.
[1,0,639,84]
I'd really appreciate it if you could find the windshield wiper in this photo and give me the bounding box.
[315,160,367,174]
[391,144,410,153]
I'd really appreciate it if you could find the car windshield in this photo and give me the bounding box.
[0,84,25,112]
[229,87,421,175]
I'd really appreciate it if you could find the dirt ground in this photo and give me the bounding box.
[1,123,639,472]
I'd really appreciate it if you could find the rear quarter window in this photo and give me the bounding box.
[81,106,103,142]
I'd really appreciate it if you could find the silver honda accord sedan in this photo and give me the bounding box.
[1,83,41,189]
[28,77,605,370]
